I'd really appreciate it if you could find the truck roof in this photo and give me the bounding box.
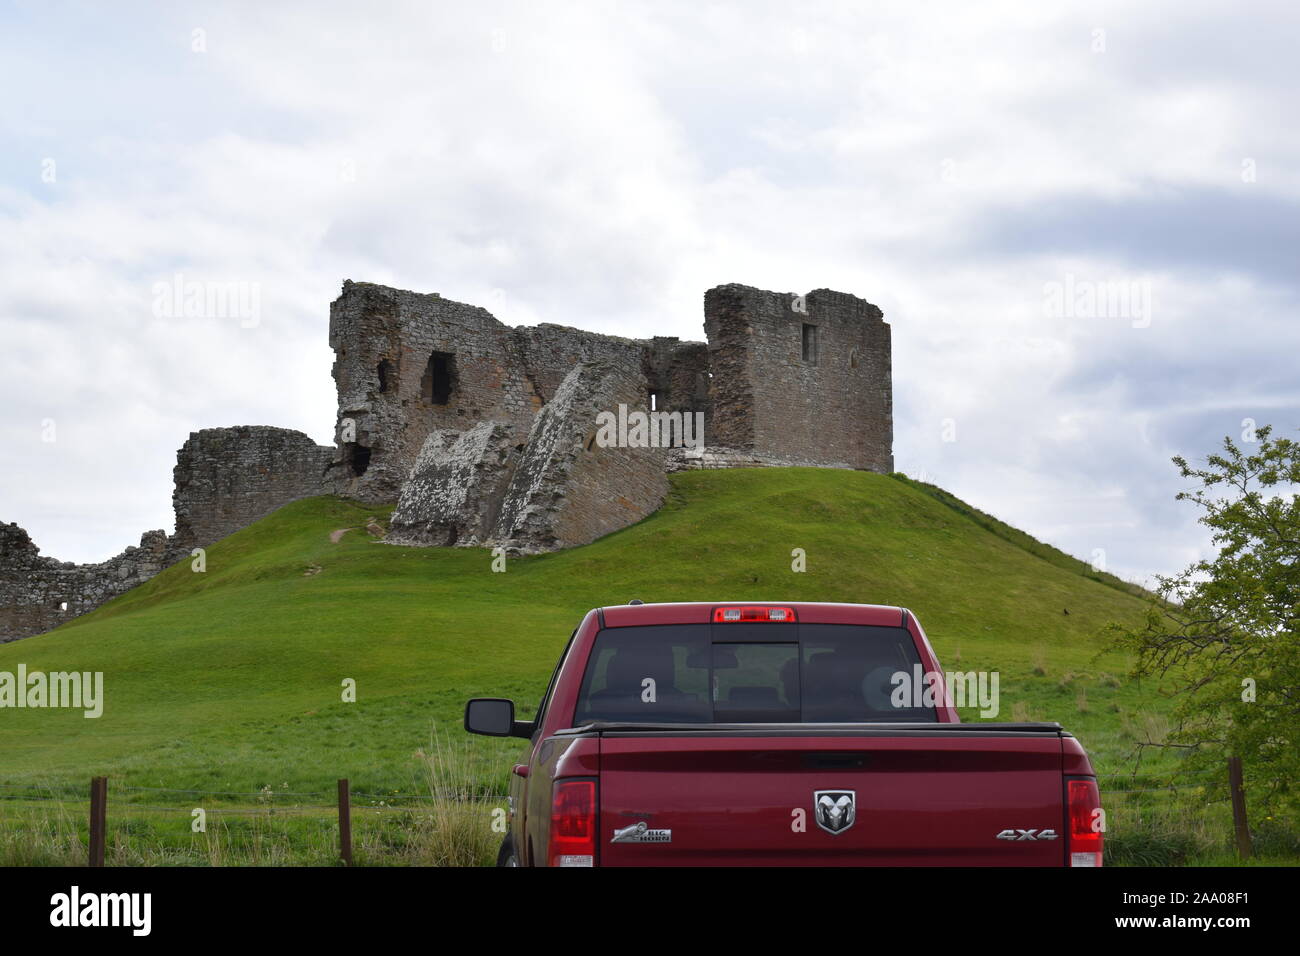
[599,601,908,628]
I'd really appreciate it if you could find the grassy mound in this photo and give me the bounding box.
[1,467,1156,800]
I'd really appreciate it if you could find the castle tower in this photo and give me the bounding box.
[703,284,893,471]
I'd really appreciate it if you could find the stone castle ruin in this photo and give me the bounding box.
[1,281,892,641]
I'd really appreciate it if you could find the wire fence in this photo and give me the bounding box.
[0,781,508,804]
[0,775,516,867]
[0,780,1225,811]
[0,759,1260,865]
[1096,767,1217,779]
[0,773,1218,803]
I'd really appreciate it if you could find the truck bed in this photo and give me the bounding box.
[575,720,1076,866]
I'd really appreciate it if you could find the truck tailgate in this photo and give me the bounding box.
[593,724,1068,866]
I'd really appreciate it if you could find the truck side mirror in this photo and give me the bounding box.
[465,698,533,738]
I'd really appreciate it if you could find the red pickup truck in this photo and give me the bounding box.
[465,602,1104,867]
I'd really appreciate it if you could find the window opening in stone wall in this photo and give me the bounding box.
[850,348,859,369]
[346,442,372,476]
[377,359,394,394]
[422,351,456,405]
[802,323,819,364]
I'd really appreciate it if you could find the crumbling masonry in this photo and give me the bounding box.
[1,280,891,641]
[0,426,335,642]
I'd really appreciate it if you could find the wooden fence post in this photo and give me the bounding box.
[88,776,107,867]
[338,778,352,866]
[1227,756,1252,860]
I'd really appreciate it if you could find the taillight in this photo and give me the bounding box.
[550,778,597,867]
[1067,777,1104,867]
[713,605,797,622]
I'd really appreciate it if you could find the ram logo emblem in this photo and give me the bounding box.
[814,790,856,835]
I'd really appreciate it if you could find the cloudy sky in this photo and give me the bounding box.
[2,1,1296,584]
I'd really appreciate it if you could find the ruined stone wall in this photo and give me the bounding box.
[642,337,712,426]
[172,426,336,551]
[702,286,757,451]
[666,446,857,471]
[513,324,648,404]
[704,284,892,471]
[0,524,173,643]
[2,425,336,642]
[385,421,517,548]
[389,357,669,553]
[329,281,684,503]
[489,359,669,552]
[329,281,529,503]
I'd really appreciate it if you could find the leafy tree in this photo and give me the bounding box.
[1112,425,1300,821]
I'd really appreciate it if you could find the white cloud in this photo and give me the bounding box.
[0,0,1295,583]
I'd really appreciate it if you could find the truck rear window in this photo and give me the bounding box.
[572,623,938,724]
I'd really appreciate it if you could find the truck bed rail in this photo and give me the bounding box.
[559,721,1069,738]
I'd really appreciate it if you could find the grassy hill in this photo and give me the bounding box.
[7,467,1258,865]
[890,474,1150,600]
[1,467,1155,789]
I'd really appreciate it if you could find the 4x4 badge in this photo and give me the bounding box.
[814,790,856,835]
[996,828,1058,841]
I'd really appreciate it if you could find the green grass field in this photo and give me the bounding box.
[1,468,1290,864]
